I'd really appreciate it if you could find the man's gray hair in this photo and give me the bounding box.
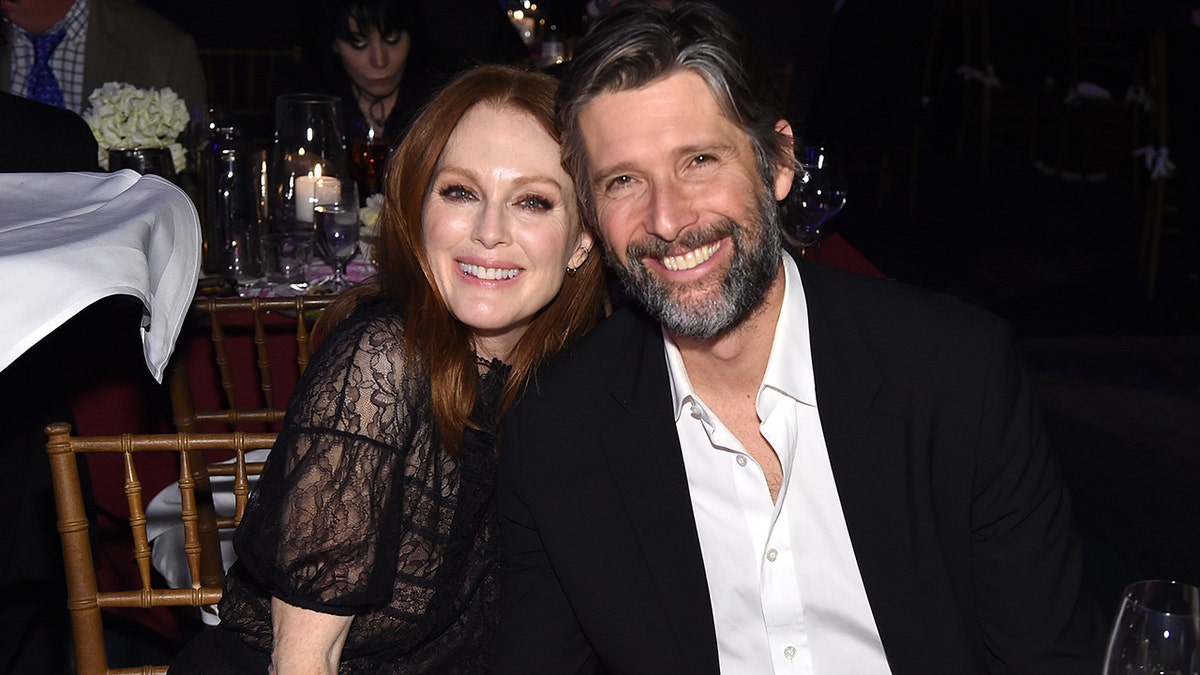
[556,0,797,230]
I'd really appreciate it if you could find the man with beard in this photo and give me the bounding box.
[492,2,1104,674]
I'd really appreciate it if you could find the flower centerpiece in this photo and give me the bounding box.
[359,192,385,266]
[358,192,385,235]
[82,82,189,174]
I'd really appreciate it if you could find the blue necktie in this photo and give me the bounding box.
[26,29,67,109]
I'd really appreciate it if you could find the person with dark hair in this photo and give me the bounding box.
[312,0,529,199]
[168,64,607,675]
[315,0,421,149]
[492,2,1104,673]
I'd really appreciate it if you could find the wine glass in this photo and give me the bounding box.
[313,181,360,292]
[347,119,390,201]
[792,144,847,258]
[1103,579,1200,674]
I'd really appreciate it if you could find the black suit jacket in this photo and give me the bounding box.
[494,259,1102,674]
[0,92,98,172]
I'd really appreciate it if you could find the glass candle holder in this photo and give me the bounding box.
[268,94,347,235]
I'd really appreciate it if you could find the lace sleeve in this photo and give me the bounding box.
[232,304,422,615]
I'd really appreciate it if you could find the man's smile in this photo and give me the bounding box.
[654,241,724,272]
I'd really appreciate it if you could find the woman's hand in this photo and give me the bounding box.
[268,597,354,675]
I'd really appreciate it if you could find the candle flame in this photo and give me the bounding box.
[314,164,323,179]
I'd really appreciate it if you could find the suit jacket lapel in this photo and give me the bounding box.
[800,262,931,673]
[597,309,720,671]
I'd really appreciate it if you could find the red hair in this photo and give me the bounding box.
[323,65,607,454]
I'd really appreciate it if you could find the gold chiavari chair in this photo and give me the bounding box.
[168,294,336,434]
[44,422,275,675]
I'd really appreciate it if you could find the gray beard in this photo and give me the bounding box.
[603,190,783,339]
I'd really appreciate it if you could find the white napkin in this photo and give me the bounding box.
[0,170,201,381]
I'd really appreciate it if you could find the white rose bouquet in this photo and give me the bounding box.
[83,82,190,173]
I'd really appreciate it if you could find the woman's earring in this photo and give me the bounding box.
[566,247,591,277]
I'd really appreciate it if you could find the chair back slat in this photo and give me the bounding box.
[296,309,315,374]
[121,446,156,592]
[177,447,206,592]
[170,295,336,434]
[45,422,276,675]
[209,309,237,421]
[251,300,276,409]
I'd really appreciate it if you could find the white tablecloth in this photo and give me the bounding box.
[0,170,201,381]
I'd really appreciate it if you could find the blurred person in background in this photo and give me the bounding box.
[316,0,422,150]
[312,0,528,198]
[1,0,206,116]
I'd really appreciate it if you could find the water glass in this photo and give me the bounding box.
[260,232,312,285]
[314,204,360,291]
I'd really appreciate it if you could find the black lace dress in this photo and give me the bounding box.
[170,300,507,674]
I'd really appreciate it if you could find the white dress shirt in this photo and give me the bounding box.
[664,255,891,673]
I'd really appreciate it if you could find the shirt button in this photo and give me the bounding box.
[784,646,796,660]
[736,455,748,467]
[766,548,778,562]
[689,403,702,419]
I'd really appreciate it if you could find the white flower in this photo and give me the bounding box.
[359,192,385,234]
[83,82,189,173]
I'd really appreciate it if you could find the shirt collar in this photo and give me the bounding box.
[761,253,816,407]
[663,253,815,421]
[61,0,90,42]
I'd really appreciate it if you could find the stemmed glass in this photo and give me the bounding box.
[792,144,847,257]
[347,119,389,200]
[1103,579,1200,674]
[313,181,360,292]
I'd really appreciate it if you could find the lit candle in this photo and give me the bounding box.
[294,174,317,222]
[315,175,341,206]
[294,165,341,222]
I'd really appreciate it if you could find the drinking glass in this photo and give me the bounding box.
[268,94,347,234]
[313,181,360,292]
[108,148,177,181]
[347,119,389,201]
[1103,579,1200,674]
[792,143,847,257]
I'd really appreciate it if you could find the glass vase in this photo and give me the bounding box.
[108,147,177,181]
[267,94,347,235]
